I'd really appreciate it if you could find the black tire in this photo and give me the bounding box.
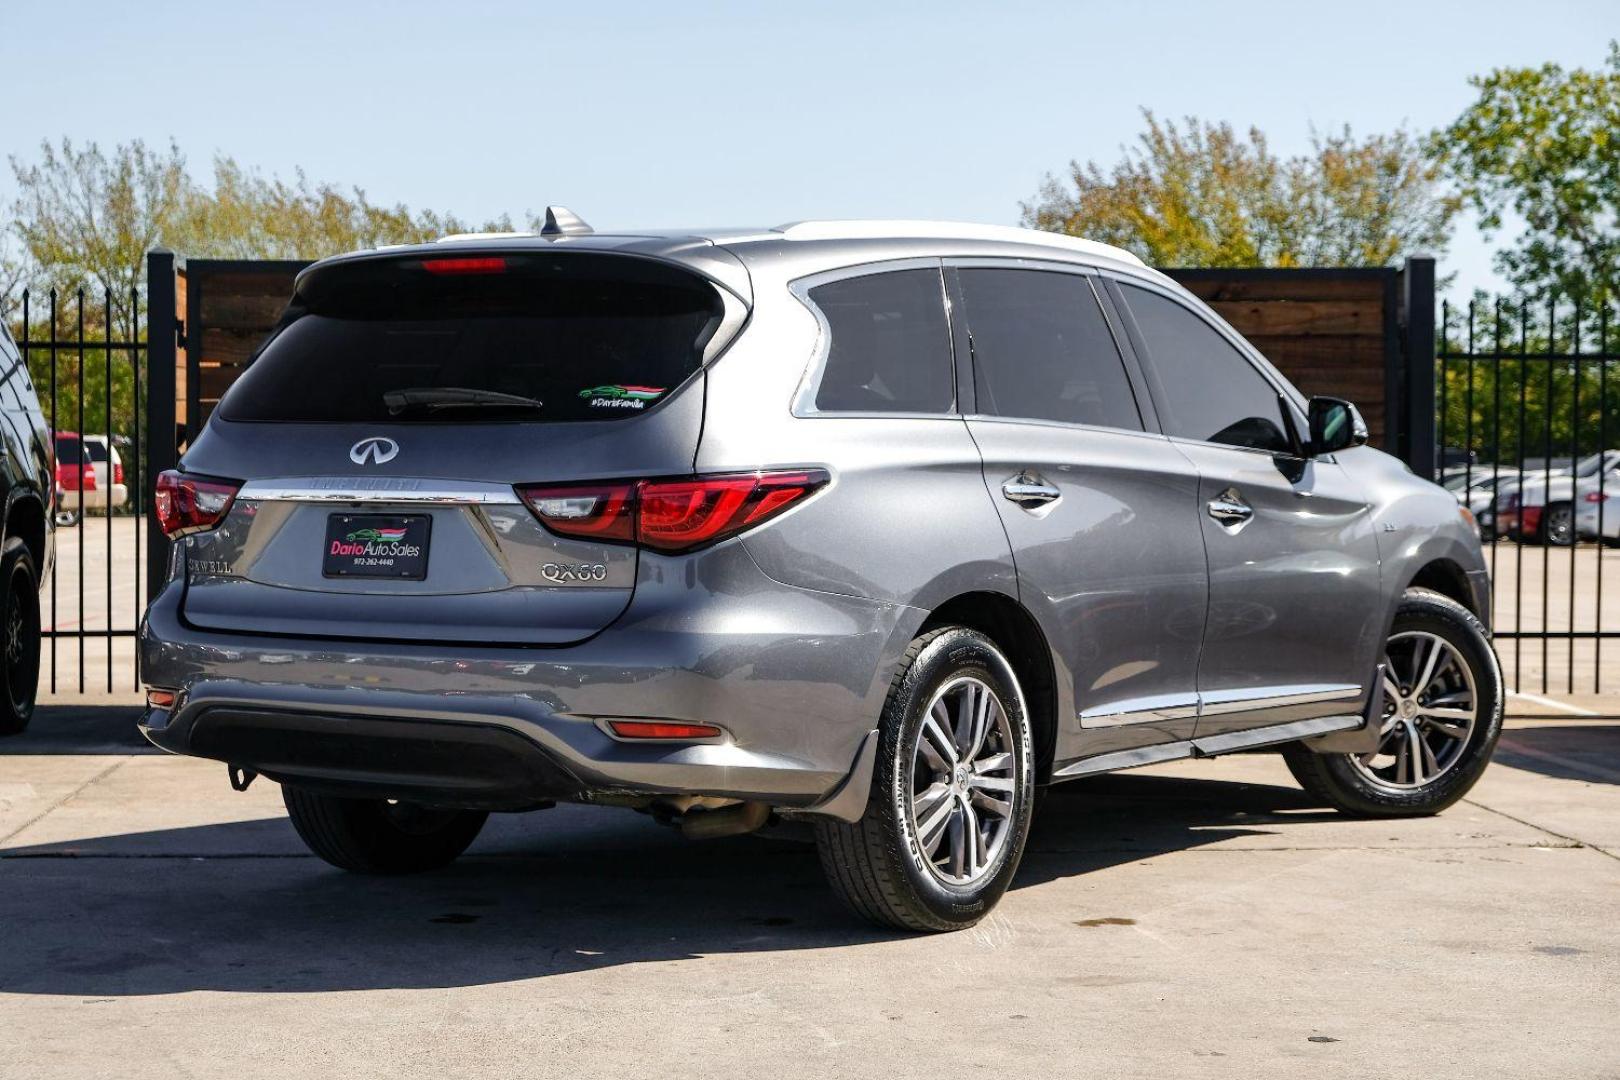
[814,627,1036,932]
[1284,588,1503,817]
[0,539,40,737]
[1541,502,1575,547]
[282,784,488,874]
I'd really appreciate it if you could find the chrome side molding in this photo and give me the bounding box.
[1079,684,1361,728]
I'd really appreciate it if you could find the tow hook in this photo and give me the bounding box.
[228,765,258,792]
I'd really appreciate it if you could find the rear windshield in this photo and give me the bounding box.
[218,253,725,423]
[55,437,83,465]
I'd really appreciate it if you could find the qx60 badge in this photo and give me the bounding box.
[350,436,400,465]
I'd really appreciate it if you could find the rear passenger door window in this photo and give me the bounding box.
[1116,284,1293,454]
[806,268,955,414]
[955,268,1142,431]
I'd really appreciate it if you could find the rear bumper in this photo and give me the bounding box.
[57,484,128,512]
[139,544,919,814]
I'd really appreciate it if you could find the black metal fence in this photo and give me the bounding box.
[1438,295,1618,695]
[12,285,147,694]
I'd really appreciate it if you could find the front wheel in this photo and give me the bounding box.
[0,540,40,736]
[282,785,488,874]
[814,627,1036,932]
[1284,588,1503,816]
[1541,502,1576,547]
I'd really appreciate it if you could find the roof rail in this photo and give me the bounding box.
[771,219,1144,267]
[437,231,534,243]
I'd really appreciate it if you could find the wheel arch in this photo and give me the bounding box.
[917,591,1059,784]
[3,490,46,576]
[1406,557,1478,616]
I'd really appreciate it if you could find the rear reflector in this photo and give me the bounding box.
[608,720,722,740]
[518,469,829,554]
[146,689,176,708]
[155,470,241,538]
[420,257,507,275]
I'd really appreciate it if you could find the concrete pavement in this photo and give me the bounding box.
[1,709,1617,1079]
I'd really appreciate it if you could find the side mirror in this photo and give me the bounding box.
[1307,396,1368,457]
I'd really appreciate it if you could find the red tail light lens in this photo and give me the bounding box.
[1585,491,1609,503]
[79,465,96,491]
[638,471,827,552]
[518,482,636,542]
[421,257,507,275]
[154,470,241,538]
[518,469,829,554]
[113,462,125,485]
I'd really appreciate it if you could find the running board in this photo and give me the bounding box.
[1052,713,1362,781]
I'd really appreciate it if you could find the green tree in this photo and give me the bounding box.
[2,137,513,450]
[1434,43,1620,307]
[173,156,512,260]
[1021,111,1458,268]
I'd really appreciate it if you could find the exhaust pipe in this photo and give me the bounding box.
[680,800,770,840]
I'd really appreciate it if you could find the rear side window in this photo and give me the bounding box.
[55,437,84,465]
[957,268,1142,431]
[218,253,724,424]
[807,269,954,414]
[1118,284,1293,454]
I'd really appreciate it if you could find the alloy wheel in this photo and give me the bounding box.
[1349,631,1478,791]
[908,676,1019,885]
[1545,504,1575,546]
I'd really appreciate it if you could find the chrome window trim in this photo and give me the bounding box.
[240,478,523,505]
[788,258,958,419]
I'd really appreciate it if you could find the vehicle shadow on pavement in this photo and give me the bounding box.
[2,706,154,754]
[0,770,1325,998]
[1493,723,1620,785]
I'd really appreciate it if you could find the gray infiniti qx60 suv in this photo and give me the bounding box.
[140,214,1502,931]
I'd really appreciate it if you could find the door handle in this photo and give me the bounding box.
[1002,476,1061,507]
[1207,488,1253,526]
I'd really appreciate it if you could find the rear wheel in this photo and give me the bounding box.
[814,627,1035,932]
[282,785,488,874]
[1541,501,1575,546]
[0,540,40,736]
[1284,589,1502,816]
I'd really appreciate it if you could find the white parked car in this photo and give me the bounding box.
[1496,450,1620,546]
[1575,487,1620,544]
[52,432,129,525]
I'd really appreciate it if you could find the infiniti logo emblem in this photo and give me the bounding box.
[350,436,399,465]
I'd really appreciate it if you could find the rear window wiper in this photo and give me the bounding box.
[384,387,545,415]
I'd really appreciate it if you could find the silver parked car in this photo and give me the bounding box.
[140,215,1504,931]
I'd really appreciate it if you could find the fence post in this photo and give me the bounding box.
[1401,255,1437,480]
[145,249,178,605]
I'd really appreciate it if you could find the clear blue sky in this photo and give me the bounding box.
[2,0,1613,298]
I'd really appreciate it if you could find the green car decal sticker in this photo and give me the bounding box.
[579,385,666,410]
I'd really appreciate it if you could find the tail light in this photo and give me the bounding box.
[1584,491,1610,503]
[79,465,96,491]
[154,470,240,538]
[114,462,125,485]
[518,469,829,554]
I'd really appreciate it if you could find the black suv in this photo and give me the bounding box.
[0,320,52,733]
